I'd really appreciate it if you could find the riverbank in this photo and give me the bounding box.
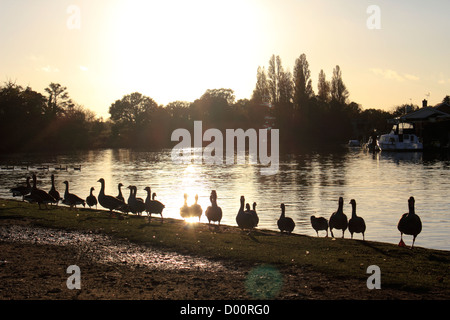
[0,199,449,300]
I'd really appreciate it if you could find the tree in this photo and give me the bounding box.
[190,88,235,127]
[266,55,293,108]
[251,66,270,103]
[200,88,235,105]
[317,69,331,102]
[278,70,293,105]
[165,101,191,120]
[391,104,419,117]
[44,83,73,117]
[109,92,158,128]
[330,65,349,105]
[267,54,282,104]
[293,53,314,109]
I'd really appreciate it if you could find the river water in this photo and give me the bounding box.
[1,147,449,251]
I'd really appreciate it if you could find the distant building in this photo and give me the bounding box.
[388,99,450,149]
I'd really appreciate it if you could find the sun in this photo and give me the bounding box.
[107,0,262,104]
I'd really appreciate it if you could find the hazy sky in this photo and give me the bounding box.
[1,0,449,118]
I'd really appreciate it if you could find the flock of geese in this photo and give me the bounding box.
[9,174,422,248]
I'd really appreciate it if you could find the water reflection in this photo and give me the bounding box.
[1,148,449,251]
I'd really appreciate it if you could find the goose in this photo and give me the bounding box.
[245,202,259,227]
[180,193,190,219]
[48,174,62,205]
[277,203,295,234]
[189,194,203,221]
[62,181,86,210]
[348,199,366,240]
[97,178,128,214]
[236,196,257,231]
[398,196,422,249]
[310,215,329,237]
[205,190,222,226]
[10,176,31,201]
[143,188,165,221]
[127,185,145,215]
[329,197,348,238]
[116,183,125,202]
[25,174,56,209]
[73,165,81,171]
[86,187,98,209]
[252,202,259,226]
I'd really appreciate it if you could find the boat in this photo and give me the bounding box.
[363,136,380,153]
[378,122,423,151]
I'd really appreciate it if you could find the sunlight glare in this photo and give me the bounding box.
[109,0,261,104]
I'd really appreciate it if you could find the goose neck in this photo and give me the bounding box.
[351,203,357,218]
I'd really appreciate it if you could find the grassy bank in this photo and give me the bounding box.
[1,198,449,296]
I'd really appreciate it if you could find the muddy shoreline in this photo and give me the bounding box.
[1,220,447,301]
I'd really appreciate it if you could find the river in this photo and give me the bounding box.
[1,147,449,251]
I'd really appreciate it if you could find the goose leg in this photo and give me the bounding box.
[330,229,334,238]
[411,236,416,249]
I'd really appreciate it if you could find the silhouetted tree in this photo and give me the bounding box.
[317,69,331,103]
[109,92,159,147]
[293,53,314,110]
[44,82,73,118]
[251,66,270,103]
[267,55,282,105]
[330,65,349,105]
[391,104,419,117]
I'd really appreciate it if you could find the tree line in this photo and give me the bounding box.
[1,53,441,153]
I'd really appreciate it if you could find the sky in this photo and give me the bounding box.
[1,0,449,119]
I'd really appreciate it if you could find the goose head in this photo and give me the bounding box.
[408,196,415,213]
[349,199,356,206]
[97,178,105,184]
[245,203,250,211]
[280,203,285,211]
